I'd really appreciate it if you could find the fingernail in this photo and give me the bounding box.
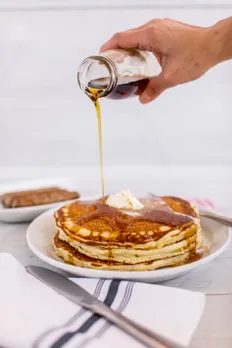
[140,94,151,104]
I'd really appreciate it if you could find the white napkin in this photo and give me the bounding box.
[0,253,205,348]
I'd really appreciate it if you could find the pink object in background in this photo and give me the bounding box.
[189,199,215,209]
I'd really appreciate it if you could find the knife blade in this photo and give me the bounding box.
[27,266,183,348]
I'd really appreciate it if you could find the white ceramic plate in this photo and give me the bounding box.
[0,178,99,223]
[26,207,231,282]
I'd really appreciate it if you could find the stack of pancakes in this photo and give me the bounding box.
[53,196,202,271]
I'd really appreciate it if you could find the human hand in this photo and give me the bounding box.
[100,19,219,103]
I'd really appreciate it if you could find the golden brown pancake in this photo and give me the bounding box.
[53,196,202,271]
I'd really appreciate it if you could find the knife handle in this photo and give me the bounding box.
[92,301,183,348]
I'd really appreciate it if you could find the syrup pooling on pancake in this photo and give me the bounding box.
[53,193,202,270]
[55,198,196,245]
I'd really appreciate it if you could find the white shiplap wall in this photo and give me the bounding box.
[0,1,232,166]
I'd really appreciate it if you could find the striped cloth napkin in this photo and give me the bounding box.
[0,253,205,348]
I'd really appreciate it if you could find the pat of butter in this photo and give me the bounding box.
[106,189,144,210]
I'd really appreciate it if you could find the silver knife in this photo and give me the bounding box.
[27,266,183,348]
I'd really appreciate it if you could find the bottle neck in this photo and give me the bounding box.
[77,55,118,99]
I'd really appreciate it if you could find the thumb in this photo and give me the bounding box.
[139,72,170,104]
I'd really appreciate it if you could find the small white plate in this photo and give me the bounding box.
[26,207,231,282]
[0,178,98,223]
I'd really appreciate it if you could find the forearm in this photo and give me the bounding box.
[209,17,232,64]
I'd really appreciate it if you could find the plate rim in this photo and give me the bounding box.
[26,206,231,279]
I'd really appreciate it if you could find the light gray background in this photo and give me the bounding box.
[1,5,232,347]
[0,0,231,167]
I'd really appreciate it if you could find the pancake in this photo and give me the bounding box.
[53,232,199,271]
[53,196,203,271]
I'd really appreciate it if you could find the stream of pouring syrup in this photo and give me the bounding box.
[87,87,104,199]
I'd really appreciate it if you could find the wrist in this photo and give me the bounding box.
[207,17,232,65]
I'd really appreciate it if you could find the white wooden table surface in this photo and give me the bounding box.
[0,165,232,348]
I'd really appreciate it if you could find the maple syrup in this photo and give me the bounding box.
[87,86,105,199]
[77,49,161,200]
[88,76,150,99]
